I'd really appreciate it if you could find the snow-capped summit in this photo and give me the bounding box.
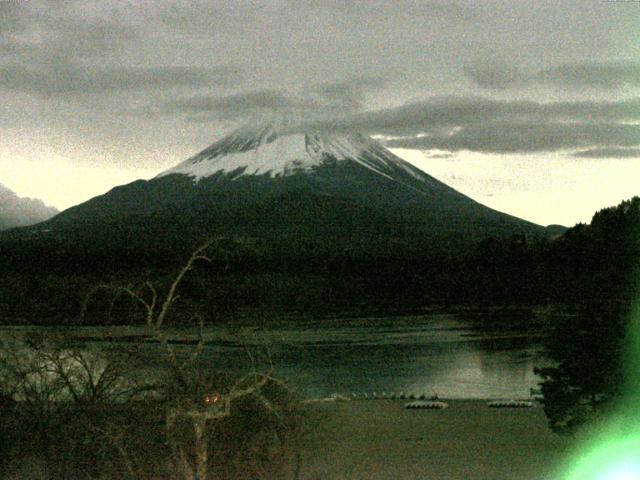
[27,121,543,257]
[158,123,430,186]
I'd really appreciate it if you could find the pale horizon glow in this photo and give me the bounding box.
[391,148,640,227]
[1,146,637,227]
[0,154,157,212]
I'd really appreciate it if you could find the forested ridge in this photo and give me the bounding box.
[0,197,637,325]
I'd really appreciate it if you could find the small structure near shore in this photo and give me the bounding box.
[405,400,449,410]
[487,400,534,408]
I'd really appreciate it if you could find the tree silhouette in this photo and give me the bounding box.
[535,197,640,435]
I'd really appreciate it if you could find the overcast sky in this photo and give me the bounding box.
[1,0,639,226]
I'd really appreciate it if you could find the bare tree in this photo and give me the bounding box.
[0,332,153,479]
[1,238,307,479]
[93,238,301,479]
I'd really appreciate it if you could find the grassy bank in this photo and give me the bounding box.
[1,396,572,479]
[299,399,570,480]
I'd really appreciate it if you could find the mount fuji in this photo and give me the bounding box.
[8,124,544,267]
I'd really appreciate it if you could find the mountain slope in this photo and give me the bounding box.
[6,125,544,268]
[0,183,57,230]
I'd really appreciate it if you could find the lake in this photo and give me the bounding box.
[0,310,554,400]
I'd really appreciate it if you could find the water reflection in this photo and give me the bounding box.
[0,313,552,399]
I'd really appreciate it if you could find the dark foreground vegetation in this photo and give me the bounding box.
[0,195,638,476]
[534,197,640,435]
[535,303,632,435]
[0,334,311,480]
[0,248,315,479]
[0,198,638,326]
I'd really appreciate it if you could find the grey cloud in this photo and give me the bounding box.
[50,16,138,59]
[383,123,640,154]
[0,2,238,98]
[166,90,316,121]
[163,76,387,121]
[296,0,484,24]
[300,96,640,154]
[0,63,241,95]
[306,76,387,111]
[572,147,640,159]
[321,97,640,136]
[0,183,58,230]
[0,2,230,97]
[463,64,529,90]
[0,1,134,58]
[0,2,32,35]
[159,0,481,34]
[0,6,241,97]
[158,1,256,35]
[320,97,505,136]
[416,1,482,22]
[0,2,42,56]
[1,0,638,179]
[167,93,640,155]
[539,62,640,89]
[465,61,640,91]
[424,152,455,159]
[0,42,33,56]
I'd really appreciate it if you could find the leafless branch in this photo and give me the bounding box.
[90,425,137,479]
[186,313,206,366]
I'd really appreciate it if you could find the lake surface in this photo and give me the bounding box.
[0,311,553,400]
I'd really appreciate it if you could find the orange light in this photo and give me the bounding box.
[204,392,221,406]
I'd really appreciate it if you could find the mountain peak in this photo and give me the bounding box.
[15,121,543,267]
[158,123,428,184]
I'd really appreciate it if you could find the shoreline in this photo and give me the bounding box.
[300,399,570,480]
